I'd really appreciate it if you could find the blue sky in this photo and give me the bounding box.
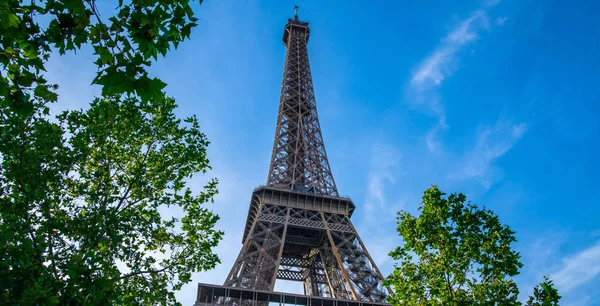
[45,0,600,305]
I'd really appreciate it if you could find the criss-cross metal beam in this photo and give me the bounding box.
[265,14,338,197]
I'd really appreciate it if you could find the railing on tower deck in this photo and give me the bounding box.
[194,283,390,306]
[253,185,352,201]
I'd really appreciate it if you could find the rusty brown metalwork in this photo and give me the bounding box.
[217,8,388,304]
[265,12,338,197]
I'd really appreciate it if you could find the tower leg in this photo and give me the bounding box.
[321,212,359,300]
[225,204,289,291]
[302,248,322,296]
[322,213,389,302]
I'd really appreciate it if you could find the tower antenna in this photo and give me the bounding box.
[294,5,299,20]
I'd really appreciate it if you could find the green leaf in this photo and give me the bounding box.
[1,13,20,28]
[34,85,59,102]
[94,46,113,65]
[0,3,219,304]
[385,185,555,305]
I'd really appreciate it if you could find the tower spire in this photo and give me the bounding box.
[294,5,299,20]
[266,8,337,196]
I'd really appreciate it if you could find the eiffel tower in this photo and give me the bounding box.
[195,7,389,306]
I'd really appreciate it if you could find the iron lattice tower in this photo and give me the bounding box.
[219,9,389,303]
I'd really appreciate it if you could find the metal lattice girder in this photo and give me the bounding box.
[285,235,321,247]
[225,205,291,290]
[266,15,338,197]
[328,231,388,301]
[279,256,323,269]
[241,187,355,243]
[195,283,391,306]
[277,269,327,284]
[225,201,389,301]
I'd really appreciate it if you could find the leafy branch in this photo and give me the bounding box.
[384,186,561,306]
[1,1,222,305]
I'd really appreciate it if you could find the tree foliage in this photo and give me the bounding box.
[1,0,223,305]
[525,277,562,306]
[384,186,561,306]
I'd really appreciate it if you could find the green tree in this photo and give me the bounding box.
[384,186,561,306]
[526,277,561,306]
[1,0,223,305]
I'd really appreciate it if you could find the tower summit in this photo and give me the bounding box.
[267,6,337,197]
[194,8,390,306]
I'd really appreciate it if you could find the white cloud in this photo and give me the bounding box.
[450,117,527,188]
[496,16,509,25]
[411,10,489,92]
[516,233,600,305]
[426,126,442,152]
[410,11,490,152]
[550,241,600,294]
[409,2,504,152]
[359,143,406,273]
[516,233,567,298]
[365,143,402,213]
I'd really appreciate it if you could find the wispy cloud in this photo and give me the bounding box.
[426,126,442,152]
[411,10,489,91]
[450,116,527,188]
[496,16,509,25]
[409,2,506,152]
[516,233,600,305]
[365,143,402,213]
[409,9,490,130]
[517,233,567,300]
[360,142,406,272]
[550,240,600,294]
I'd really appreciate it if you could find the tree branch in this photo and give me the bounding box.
[115,139,155,213]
